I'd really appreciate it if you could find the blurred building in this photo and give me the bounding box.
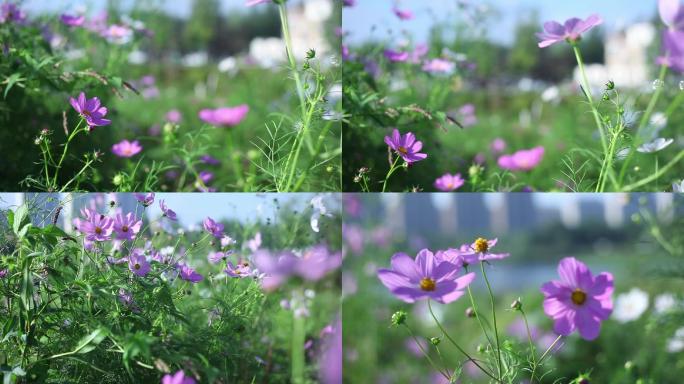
[574,22,656,89]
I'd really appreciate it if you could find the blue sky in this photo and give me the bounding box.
[344,0,658,45]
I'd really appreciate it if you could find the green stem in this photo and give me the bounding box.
[480,262,502,381]
[623,149,684,191]
[618,64,668,186]
[403,325,450,380]
[382,156,401,192]
[572,43,607,153]
[427,300,500,383]
[665,90,684,118]
[291,310,305,384]
[537,335,563,364]
[53,119,85,188]
[464,267,494,347]
[521,309,539,383]
[226,132,245,190]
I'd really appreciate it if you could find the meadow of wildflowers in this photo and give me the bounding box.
[0,192,341,383]
[343,193,684,383]
[342,0,684,192]
[0,0,341,192]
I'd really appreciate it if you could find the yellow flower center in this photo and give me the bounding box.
[474,238,489,253]
[95,227,102,235]
[571,289,587,305]
[134,263,141,270]
[122,225,129,232]
[420,278,436,292]
[398,146,408,154]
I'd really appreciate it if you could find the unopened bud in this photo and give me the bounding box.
[510,298,522,311]
[465,307,475,318]
[391,310,407,326]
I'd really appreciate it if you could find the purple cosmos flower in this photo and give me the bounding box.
[410,43,429,63]
[166,109,182,123]
[203,217,224,238]
[80,212,113,242]
[537,14,603,48]
[221,235,237,248]
[490,137,506,154]
[245,0,272,6]
[198,105,249,127]
[540,257,614,340]
[128,251,151,277]
[393,7,413,20]
[0,2,26,24]
[60,14,84,27]
[0,268,7,279]
[659,0,684,30]
[69,92,111,127]
[497,146,545,172]
[200,154,220,165]
[161,370,196,384]
[253,245,341,290]
[658,30,684,73]
[469,237,510,261]
[134,192,155,206]
[422,58,455,74]
[384,49,410,62]
[456,104,477,127]
[434,173,464,192]
[208,251,228,264]
[102,24,133,45]
[319,318,342,384]
[112,140,142,158]
[343,0,355,6]
[178,263,203,283]
[225,260,251,278]
[377,249,475,304]
[199,171,214,184]
[384,128,427,164]
[113,212,142,241]
[159,199,177,220]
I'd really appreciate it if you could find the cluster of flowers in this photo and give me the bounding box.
[378,238,614,341]
[385,129,545,191]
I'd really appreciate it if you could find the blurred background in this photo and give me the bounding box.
[343,193,684,383]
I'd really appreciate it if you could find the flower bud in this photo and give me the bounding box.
[391,310,407,326]
[624,361,634,371]
[465,307,475,318]
[113,174,124,186]
[510,298,522,311]
[429,337,441,346]
[605,80,615,90]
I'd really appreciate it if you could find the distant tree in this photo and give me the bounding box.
[509,13,541,76]
[184,0,220,52]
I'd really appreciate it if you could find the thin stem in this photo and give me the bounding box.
[623,149,684,191]
[618,64,668,186]
[382,156,401,192]
[538,335,563,364]
[53,119,85,188]
[403,325,450,380]
[427,300,500,383]
[572,43,607,153]
[480,262,502,381]
[291,306,305,384]
[226,132,245,190]
[464,266,494,347]
[520,309,539,383]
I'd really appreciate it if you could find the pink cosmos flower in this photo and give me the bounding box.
[134,192,154,206]
[659,0,684,30]
[253,245,341,290]
[60,14,84,27]
[468,237,510,261]
[113,212,142,241]
[497,146,544,172]
[69,92,111,127]
[225,260,252,278]
[166,109,182,123]
[393,7,413,20]
[112,140,142,158]
[422,58,455,74]
[208,251,228,264]
[80,212,113,242]
[102,24,133,45]
[537,14,603,48]
[377,249,475,304]
[384,49,410,62]
[203,217,224,238]
[384,128,427,164]
[245,0,272,6]
[0,3,26,24]
[159,199,177,220]
[198,105,249,127]
[247,232,262,252]
[456,104,477,127]
[490,138,506,154]
[128,251,151,277]
[178,263,203,283]
[161,370,196,384]
[540,257,613,340]
[434,173,464,192]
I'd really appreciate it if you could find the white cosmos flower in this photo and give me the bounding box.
[613,288,649,323]
[655,293,678,314]
[637,137,674,153]
[310,195,333,233]
[674,180,684,193]
[667,327,684,353]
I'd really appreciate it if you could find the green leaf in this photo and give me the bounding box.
[12,205,28,236]
[3,73,25,99]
